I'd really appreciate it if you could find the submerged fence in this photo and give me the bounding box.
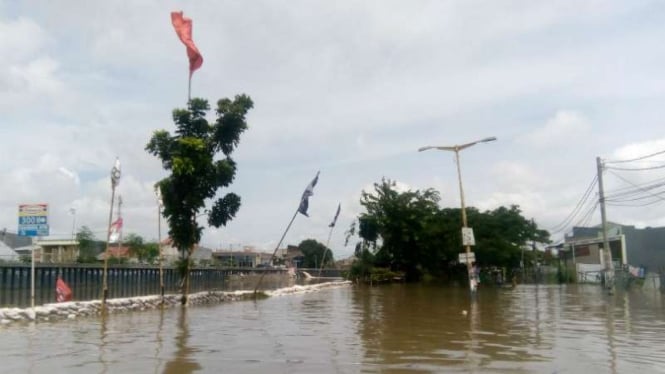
[0,264,283,308]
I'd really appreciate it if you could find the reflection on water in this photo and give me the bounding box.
[1,284,665,373]
[163,308,201,374]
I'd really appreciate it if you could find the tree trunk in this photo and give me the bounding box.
[178,249,192,306]
[180,255,191,305]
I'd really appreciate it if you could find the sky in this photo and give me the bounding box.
[1,1,665,260]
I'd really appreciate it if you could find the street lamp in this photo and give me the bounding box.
[69,208,76,242]
[102,158,121,307]
[155,184,165,304]
[419,136,497,293]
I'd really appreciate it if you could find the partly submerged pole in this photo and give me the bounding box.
[102,158,121,308]
[597,156,615,295]
[155,186,165,304]
[253,209,299,295]
[318,225,335,278]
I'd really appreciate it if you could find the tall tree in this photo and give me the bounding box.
[357,178,442,280]
[146,95,253,304]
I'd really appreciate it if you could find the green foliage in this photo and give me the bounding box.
[297,239,334,268]
[146,95,252,302]
[76,226,98,263]
[125,233,159,264]
[355,178,443,280]
[146,96,252,254]
[348,178,551,282]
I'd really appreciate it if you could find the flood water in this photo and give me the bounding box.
[2,283,665,373]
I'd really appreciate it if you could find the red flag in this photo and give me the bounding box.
[171,11,203,76]
[109,217,123,243]
[56,277,73,302]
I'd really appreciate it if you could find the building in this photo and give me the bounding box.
[160,238,213,265]
[96,246,132,261]
[560,223,665,273]
[11,238,79,264]
[0,240,19,262]
[282,245,304,268]
[212,246,274,268]
[0,230,32,250]
[191,246,213,265]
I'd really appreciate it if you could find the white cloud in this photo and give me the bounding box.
[1,1,665,258]
[519,110,592,147]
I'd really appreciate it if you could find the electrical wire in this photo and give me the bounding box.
[604,175,665,195]
[607,170,665,202]
[576,201,599,228]
[606,163,665,171]
[605,181,665,201]
[546,175,598,234]
[607,199,664,207]
[604,149,665,164]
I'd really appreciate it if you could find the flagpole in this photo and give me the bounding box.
[188,74,192,102]
[253,208,299,295]
[102,158,121,308]
[102,186,116,307]
[158,203,164,305]
[318,226,335,278]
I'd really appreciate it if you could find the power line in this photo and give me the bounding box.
[605,149,665,164]
[607,170,665,202]
[605,180,665,200]
[605,175,665,195]
[607,198,664,207]
[576,201,599,228]
[606,163,665,171]
[547,175,598,234]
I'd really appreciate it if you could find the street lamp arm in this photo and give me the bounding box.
[419,136,497,153]
[418,145,456,152]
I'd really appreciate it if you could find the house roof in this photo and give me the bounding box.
[0,241,19,261]
[0,231,32,249]
[97,246,131,260]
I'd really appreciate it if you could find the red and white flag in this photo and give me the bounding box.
[109,217,123,243]
[171,11,203,76]
[56,277,72,302]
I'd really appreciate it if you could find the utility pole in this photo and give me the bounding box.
[596,156,615,294]
[117,195,123,254]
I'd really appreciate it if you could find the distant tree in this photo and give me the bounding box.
[124,233,160,264]
[356,178,443,280]
[142,243,160,264]
[347,179,551,282]
[439,205,550,268]
[146,95,253,305]
[76,226,98,263]
[298,239,334,268]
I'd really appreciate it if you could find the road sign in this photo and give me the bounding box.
[458,252,475,264]
[462,227,476,246]
[18,203,49,237]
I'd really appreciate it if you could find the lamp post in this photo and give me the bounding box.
[155,185,165,304]
[419,136,497,293]
[70,208,76,241]
[102,158,121,307]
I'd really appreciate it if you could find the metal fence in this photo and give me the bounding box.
[0,264,282,308]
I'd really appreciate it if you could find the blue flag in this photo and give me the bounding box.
[298,171,320,217]
[329,203,341,227]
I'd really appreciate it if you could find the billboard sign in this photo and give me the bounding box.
[18,203,49,237]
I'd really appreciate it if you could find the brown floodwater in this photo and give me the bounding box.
[1,283,664,373]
